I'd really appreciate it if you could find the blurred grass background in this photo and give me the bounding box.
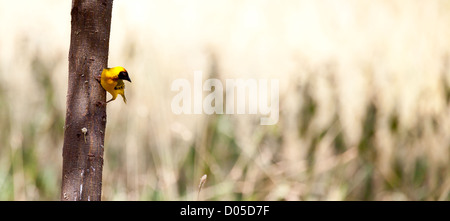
[0,0,449,200]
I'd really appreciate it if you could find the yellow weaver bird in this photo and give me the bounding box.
[100,66,132,103]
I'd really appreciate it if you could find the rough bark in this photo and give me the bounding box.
[61,0,113,201]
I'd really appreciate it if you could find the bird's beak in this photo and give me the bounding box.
[118,71,132,82]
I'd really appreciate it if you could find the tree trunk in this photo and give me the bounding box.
[61,0,114,201]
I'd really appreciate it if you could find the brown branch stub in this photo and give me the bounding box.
[61,0,114,201]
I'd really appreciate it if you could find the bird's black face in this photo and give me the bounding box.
[118,71,131,82]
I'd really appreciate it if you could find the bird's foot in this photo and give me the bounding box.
[96,101,107,107]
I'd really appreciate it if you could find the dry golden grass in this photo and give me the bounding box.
[0,0,449,200]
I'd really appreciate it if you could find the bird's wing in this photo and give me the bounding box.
[114,79,125,90]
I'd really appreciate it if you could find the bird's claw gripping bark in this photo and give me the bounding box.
[95,74,101,83]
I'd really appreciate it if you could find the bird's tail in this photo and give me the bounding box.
[121,94,127,104]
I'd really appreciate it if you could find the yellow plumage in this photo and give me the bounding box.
[100,66,132,104]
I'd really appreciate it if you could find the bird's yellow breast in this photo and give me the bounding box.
[101,71,117,92]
